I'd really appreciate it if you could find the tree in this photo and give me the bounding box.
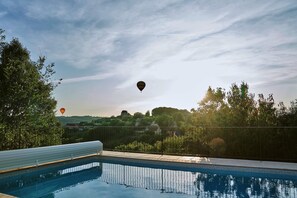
[257,94,277,126]
[0,29,5,51]
[193,86,228,126]
[145,110,150,117]
[288,100,297,125]
[133,112,144,119]
[155,114,175,130]
[152,107,189,117]
[0,31,63,150]
[227,82,256,126]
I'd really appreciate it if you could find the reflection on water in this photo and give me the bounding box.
[0,158,297,198]
[101,163,297,197]
[195,173,297,197]
[0,159,103,198]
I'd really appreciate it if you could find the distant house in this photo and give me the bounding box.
[149,121,162,135]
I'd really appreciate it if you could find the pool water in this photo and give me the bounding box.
[0,157,297,198]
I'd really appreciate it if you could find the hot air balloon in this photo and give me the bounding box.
[60,108,65,115]
[137,81,146,92]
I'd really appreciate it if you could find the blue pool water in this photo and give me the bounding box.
[0,157,297,198]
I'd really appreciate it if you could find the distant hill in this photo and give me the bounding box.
[56,116,100,125]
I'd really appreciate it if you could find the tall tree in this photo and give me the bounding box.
[145,110,150,117]
[193,86,229,127]
[0,30,63,150]
[257,94,277,126]
[227,82,257,126]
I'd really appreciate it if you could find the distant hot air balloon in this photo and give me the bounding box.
[60,108,65,115]
[137,81,146,92]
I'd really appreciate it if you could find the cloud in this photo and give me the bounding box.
[24,1,86,21]
[0,11,7,18]
[60,72,115,84]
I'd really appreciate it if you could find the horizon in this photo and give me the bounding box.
[1,1,297,116]
[56,106,190,117]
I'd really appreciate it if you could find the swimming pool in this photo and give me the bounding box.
[0,157,297,198]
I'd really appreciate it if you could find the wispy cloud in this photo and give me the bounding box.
[0,11,7,18]
[60,72,115,84]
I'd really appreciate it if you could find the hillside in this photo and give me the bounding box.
[57,116,100,126]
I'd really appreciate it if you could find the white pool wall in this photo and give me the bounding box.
[0,141,103,172]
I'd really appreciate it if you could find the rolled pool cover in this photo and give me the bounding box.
[0,141,103,172]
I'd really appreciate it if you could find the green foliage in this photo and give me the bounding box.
[115,141,154,152]
[152,107,190,117]
[208,137,226,156]
[162,136,185,154]
[62,128,88,144]
[86,126,136,149]
[57,116,100,126]
[0,31,63,150]
[145,110,150,117]
[257,94,276,126]
[156,114,175,128]
[139,116,154,126]
[227,83,257,126]
[133,112,144,119]
[287,100,297,125]
[193,86,228,126]
[109,118,126,126]
[0,29,5,51]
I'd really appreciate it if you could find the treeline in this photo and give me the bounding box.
[63,107,191,146]
[64,83,297,161]
[57,116,100,126]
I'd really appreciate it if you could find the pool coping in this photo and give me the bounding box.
[0,153,100,174]
[101,151,297,172]
[1,150,296,174]
[0,193,16,198]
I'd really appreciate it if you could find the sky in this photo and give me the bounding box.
[1,0,297,116]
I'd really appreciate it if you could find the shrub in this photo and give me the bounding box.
[209,137,226,156]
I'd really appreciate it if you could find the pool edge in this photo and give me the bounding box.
[101,151,297,173]
[0,153,100,174]
[1,150,296,174]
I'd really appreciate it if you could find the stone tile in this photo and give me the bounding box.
[102,150,297,171]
